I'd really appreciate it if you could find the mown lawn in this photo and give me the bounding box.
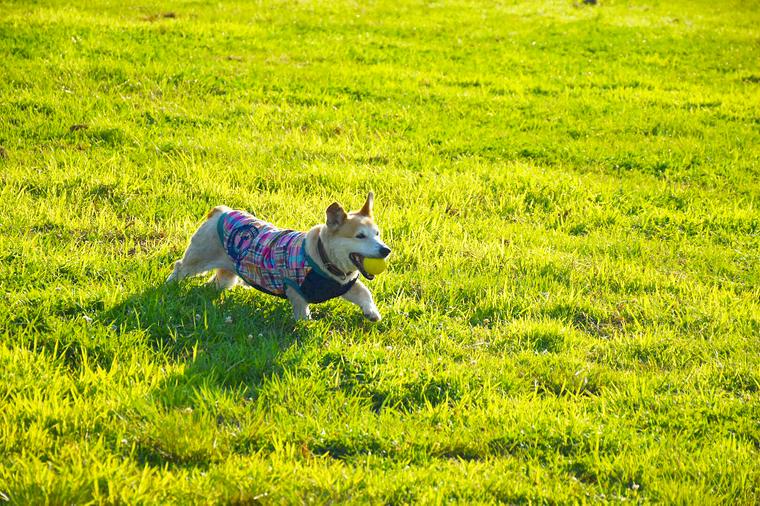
[1,0,759,503]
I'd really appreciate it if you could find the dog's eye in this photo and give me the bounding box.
[356,233,366,239]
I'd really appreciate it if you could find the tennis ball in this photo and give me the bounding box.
[363,257,387,276]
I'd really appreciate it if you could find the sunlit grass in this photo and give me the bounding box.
[1,0,759,503]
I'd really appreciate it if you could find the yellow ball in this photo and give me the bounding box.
[363,257,387,276]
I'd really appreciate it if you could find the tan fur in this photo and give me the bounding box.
[358,191,374,217]
[207,205,227,219]
[326,202,347,228]
[333,214,374,238]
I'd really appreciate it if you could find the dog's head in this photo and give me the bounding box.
[323,192,391,280]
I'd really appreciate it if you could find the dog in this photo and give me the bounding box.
[166,192,391,321]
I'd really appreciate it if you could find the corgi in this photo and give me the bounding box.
[167,192,391,321]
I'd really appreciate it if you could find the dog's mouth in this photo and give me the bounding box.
[349,253,375,280]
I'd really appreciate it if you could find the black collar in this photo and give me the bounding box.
[317,237,349,279]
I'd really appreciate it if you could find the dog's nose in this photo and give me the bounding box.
[379,246,391,258]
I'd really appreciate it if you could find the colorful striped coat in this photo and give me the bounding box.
[216,210,357,303]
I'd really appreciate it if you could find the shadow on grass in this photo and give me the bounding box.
[103,281,303,402]
[96,280,378,469]
[78,281,317,468]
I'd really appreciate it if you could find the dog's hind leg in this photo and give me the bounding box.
[167,206,234,283]
[208,268,239,290]
[166,260,189,282]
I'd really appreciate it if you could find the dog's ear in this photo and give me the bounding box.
[358,191,374,217]
[326,202,347,229]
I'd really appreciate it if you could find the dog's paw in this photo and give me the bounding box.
[364,309,382,322]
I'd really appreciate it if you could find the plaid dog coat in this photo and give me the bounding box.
[217,210,357,303]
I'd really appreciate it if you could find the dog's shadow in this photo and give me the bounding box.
[104,281,308,406]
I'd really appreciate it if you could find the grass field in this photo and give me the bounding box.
[2,0,760,503]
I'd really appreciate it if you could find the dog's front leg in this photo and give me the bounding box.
[342,281,381,322]
[285,285,311,321]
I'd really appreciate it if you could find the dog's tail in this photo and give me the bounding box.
[207,205,230,220]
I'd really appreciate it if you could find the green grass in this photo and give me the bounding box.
[1,0,759,503]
